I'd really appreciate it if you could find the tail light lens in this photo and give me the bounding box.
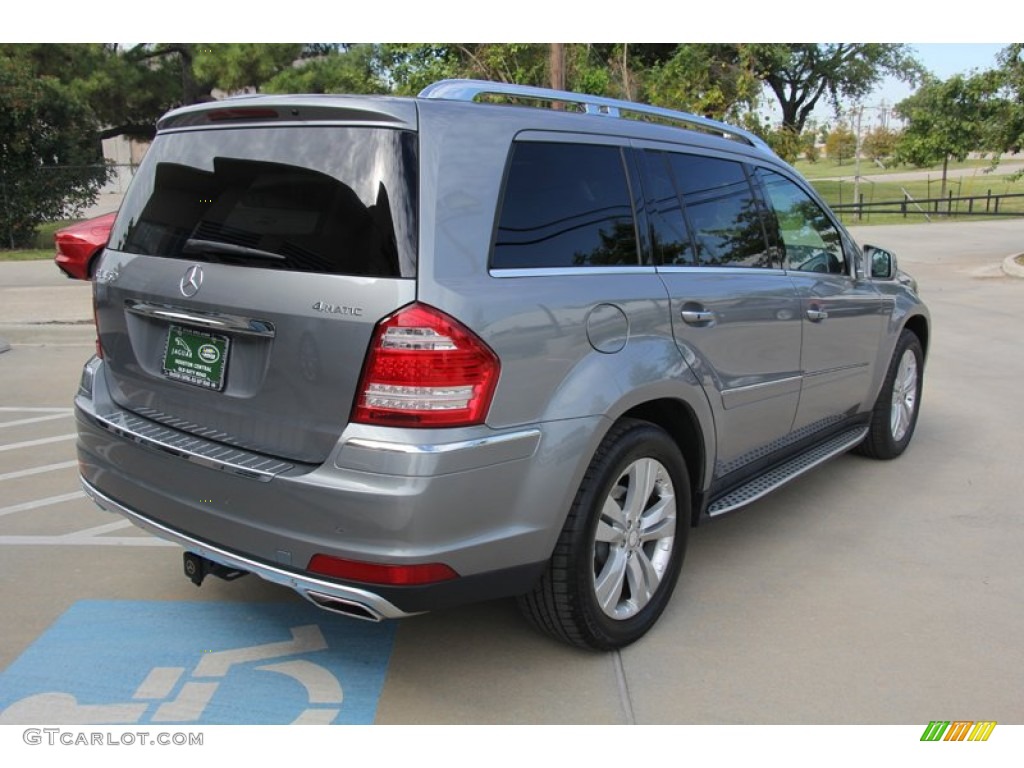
[352,303,500,428]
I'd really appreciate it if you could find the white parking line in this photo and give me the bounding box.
[0,413,73,429]
[0,407,74,413]
[59,520,134,540]
[5,518,175,546]
[0,491,85,518]
[0,434,76,452]
[0,461,78,482]
[0,534,176,547]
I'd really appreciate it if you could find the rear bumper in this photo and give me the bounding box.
[81,478,415,620]
[75,358,601,615]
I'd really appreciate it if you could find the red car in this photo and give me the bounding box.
[53,212,116,280]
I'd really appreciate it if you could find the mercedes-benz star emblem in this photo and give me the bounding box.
[179,265,204,298]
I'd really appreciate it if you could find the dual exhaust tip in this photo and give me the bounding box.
[184,550,385,623]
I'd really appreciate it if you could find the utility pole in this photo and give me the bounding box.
[549,44,565,92]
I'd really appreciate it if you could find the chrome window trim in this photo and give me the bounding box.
[656,265,789,276]
[489,266,657,279]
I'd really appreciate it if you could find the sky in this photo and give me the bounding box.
[874,43,1010,107]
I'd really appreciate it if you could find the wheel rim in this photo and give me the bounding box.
[592,458,677,620]
[890,349,919,442]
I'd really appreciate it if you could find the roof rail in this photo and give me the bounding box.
[418,79,774,155]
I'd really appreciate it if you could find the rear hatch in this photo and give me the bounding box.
[94,98,419,464]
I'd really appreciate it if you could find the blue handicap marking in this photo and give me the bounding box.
[0,600,396,724]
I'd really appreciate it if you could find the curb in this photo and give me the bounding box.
[1002,253,1024,279]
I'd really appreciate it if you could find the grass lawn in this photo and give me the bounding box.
[0,220,73,262]
[810,174,1024,226]
[791,156,1014,180]
[0,248,53,261]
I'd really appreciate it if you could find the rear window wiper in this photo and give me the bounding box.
[183,238,286,262]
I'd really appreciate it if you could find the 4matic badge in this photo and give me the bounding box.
[312,301,363,317]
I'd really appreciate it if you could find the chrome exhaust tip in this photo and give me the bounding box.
[305,591,385,622]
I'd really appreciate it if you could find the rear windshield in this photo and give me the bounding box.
[109,126,418,277]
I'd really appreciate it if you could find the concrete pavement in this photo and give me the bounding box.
[1,219,1023,726]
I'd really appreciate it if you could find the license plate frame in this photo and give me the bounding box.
[162,325,230,391]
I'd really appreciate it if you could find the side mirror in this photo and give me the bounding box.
[865,245,896,280]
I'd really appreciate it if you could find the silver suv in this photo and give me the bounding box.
[76,80,929,650]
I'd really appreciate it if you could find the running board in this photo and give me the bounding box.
[707,427,868,517]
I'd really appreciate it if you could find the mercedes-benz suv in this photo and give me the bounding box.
[75,80,929,650]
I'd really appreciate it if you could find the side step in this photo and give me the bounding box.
[707,427,868,517]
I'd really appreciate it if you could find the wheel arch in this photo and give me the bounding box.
[903,313,930,359]
[619,398,708,527]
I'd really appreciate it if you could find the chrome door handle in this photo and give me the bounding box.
[806,308,828,322]
[681,309,714,325]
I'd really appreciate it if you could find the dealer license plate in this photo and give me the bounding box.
[162,325,230,391]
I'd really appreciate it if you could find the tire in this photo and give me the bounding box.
[855,329,924,460]
[518,419,690,651]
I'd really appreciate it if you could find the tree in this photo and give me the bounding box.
[990,44,1024,155]
[643,44,761,121]
[895,73,997,198]
[0,55,109,247]
[751,44,923,134]
[263,45,387,94]
[192,44,304,93]
[861,125,900,163]
[824,123,856,165]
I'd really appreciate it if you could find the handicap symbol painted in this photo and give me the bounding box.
[0,601,396,725]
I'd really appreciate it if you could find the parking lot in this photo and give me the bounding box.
[1,219,1023,727]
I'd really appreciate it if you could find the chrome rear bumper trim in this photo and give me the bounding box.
[81,478,417,621]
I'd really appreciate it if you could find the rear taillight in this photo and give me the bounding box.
[352,302,500,428]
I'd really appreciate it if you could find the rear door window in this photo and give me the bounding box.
[665,153,774,268]
[491,142,639,269]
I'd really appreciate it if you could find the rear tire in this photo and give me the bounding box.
[518,419,690,651]
[856,329,923,460]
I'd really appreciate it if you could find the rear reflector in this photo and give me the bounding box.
[352,302,500,427]
[308,554,458,585]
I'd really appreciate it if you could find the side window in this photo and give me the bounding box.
[666,154,773,268]
[755,169,846,275]
[491,142,639,269]
[640,151,695,266]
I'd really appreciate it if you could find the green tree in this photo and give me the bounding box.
[751,44,922,133]
[824,123,856,165]
[643,44,761,121]
[862,125,900,163]
[192,43,304,93]
[990,44,1024,156]
[0,54,109,247]
[263,45,387,94]
[895,73,997,198]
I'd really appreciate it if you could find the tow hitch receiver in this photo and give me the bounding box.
[183,551,248,587]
